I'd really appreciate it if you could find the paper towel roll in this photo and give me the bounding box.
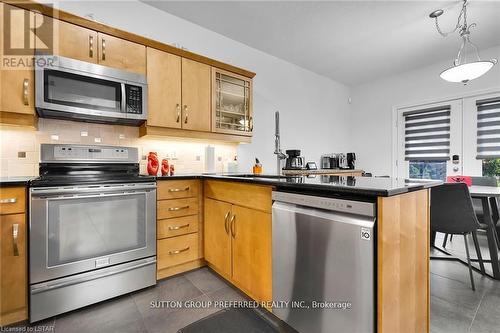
[205,146,215,173]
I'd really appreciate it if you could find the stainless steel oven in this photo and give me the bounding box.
[30,183,156,284]
[35,54,147,125]
[29,144,156,322]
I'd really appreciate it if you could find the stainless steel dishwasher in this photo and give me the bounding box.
[272,191,375,333]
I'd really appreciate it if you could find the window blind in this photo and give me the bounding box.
[477,98,500,159]
[403,106,451,161]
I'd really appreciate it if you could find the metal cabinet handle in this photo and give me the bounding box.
[13,224,19,256]
[168,223,190,231]
[89,35,94,58]
[0,198,17,204]
[184,105,188,124]
[101,39,106,61]
[176,104,181,123]
[224,211,230,234]
[168,205,189,211]
[230,214,236,238]
[169,246,190,255]
[23,79,29,105]
[168,186,190,193]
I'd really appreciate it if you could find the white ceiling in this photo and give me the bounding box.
[143,0,500,86]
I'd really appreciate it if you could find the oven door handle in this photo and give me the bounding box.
[31,183,156,197]
[33,190,152,201]
[30,258,156,294]
[121,83,127,113]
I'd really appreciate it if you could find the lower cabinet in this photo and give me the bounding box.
[204,198,232,279]
[204,181,272,303]
[230,205,272,303]
[156,180,204,280]
[0,187,27,326]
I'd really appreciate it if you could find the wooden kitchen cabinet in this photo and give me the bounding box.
[204,180,272,303]
[146,51,211,132]
[98,33,146,75]
[156,180,204,280]
[231,205,272,303]
[147,47,182,128]
[0,186,27,326]
[212,68,253,136]
[181,58,211,132]
[204,198,232,279]
[0,4,35,125]
[35,15,98,63]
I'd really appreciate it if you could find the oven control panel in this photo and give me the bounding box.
[42,144,138,163]
[54,146,129,160]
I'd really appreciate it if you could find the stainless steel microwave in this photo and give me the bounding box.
[35,54,147,125]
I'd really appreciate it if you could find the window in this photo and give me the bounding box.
[482,159,500,178]
[409,160,447,180]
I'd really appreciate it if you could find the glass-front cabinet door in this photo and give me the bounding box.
[212,68,253,136]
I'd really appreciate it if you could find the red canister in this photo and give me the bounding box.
[147,152,159,176]
[161,159,169,176]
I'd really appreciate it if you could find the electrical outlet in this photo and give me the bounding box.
[94,137,102,143]
[118,134,125,139]
[80,131,88,137]
[50,134,59,141]
[18,151,26,158]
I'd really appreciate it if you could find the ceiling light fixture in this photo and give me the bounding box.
[429,0,497,84]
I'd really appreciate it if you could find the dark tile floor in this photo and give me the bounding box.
[8,233,500,333]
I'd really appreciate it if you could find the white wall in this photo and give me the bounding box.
[54,1,352,173]
[350,45,500,176]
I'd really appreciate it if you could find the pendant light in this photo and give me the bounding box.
[429,0,497,84]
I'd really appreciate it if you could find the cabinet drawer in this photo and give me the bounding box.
[157,198,199,219]
[158,215,198,239]
[0,187,26,215]
[204,180,272,213]
[157,180,200,200]
[157,233,199,270]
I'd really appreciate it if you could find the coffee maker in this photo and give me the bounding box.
[337,153,348,169]
[284,150,305,170]
[347,153,356,169]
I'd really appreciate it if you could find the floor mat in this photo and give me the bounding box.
[177,308,280,333]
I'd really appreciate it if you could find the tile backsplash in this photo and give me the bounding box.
[0,119,239,177]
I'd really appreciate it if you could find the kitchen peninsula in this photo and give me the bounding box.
[1,173,439,332]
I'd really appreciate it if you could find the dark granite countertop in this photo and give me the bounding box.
[157,173,442,197]
[0,177,34,187]
[1,173,442,197]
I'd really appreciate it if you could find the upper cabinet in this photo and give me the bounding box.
[146,49,211,132]
[0,4,35,124]
[36,15,98,63]
[147,47,182,128]
[212,68,253,136]
[97,33,146,75]
[181,58,211,132]
[35,17,146,75]
[1,3,254,139]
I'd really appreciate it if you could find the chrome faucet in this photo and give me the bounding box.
[274,111,287,174]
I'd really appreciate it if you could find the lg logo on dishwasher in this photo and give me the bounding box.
[360,228,371,241]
